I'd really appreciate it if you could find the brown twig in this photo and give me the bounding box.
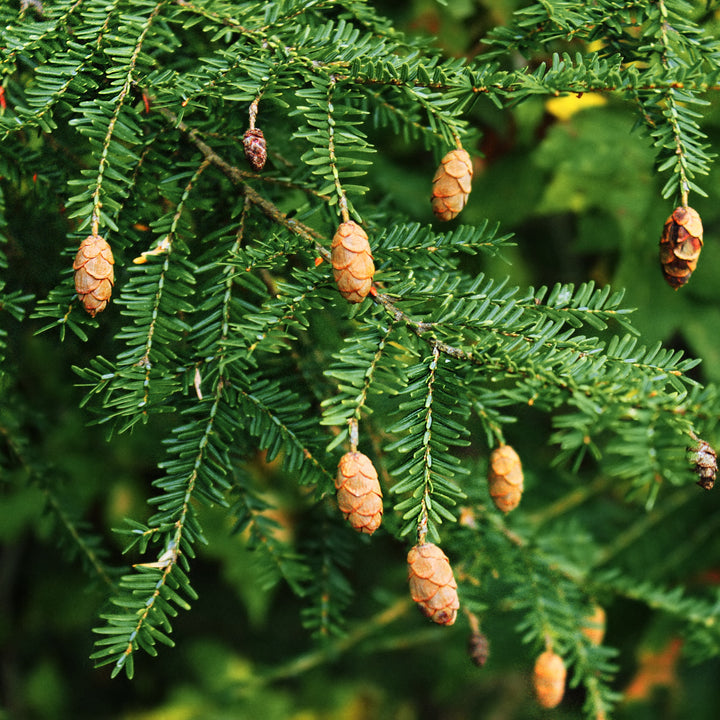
[158,106,332,262]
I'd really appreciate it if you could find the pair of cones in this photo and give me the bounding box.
[334,452,459,625]
[330,147,474,304]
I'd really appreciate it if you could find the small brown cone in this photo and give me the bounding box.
[692,439,717,490]
[335,451,383,534]
[533,650,566,709]
[487,444,524,513]
[73,234,114,317]
[331,221,375,303]
[659,206,703,289]
[407,543,459,626]
[243,128,267,171]
[468,630,490,667]
[582,604,606,646]
[431,148,473,221]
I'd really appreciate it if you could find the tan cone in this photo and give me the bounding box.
[73,234,115,317]
[488,444,524,513]
[533,650,566,709]
[659,206,703,289]
[431,148,473,221]
[582,604,606,646]
[331,221,375,303]
[407,542,459,625]
[335,451,383,534]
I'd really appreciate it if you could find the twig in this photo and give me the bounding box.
[91,0,165,235]
[526,475,611,526]
[237,596,413,689]
[158,106,332,262]
[158,107,702,434]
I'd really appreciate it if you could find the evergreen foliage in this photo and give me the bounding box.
[3,0,720,717]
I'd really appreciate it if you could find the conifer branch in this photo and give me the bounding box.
[174,0,250,33]
[94,370,228,678]
[387,345,470,541]
[134,110,708,468]
[348,321,397,423]
[157,106,331,259]
[326,76,350,222]
[300,512,358,638]
[632,0,717,201]
[592,488,692,567]
[135,158,209,388]
[321,318,401,450]
[236,383,333,487]
[89,0,165,234]
[229,471,310,595]
[414,345,438,544]
[0,419,117,589]
[249,596,413,687]
[482,499,720,657]
[476,513,621,714]
[1,0,84,70]
[6,2,720,710]
[41,484,117,590]
[656,0,693,204]
[594,572,720,660]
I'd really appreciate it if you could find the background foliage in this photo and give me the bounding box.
[3,0,720,718]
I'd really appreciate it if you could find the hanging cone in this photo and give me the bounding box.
[243,128,267,171]
[533,650,566,709]
[468,630,490,667]
[331,221,375,303]
[73,233,114,317]
[487,444,524,513]
[582,604,606,646]
[335,451,383,534]
[407,542,459,625]
[431,148,473,221]
[659,206,703,289]
[692,439,717,490]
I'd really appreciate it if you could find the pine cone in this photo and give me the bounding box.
[468,630,490,667]
[407,542,459,626]
[431,148,473,221]
[533,650,566,709]
[659,206,703,289]
[331,221,375,303]
[335,451,383,534]
[73,233,115,317]
[692,439,717,490]
[243,128,267,171]
[487,444,524,513]
[582,604,606,646]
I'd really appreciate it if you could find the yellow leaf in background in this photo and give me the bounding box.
[545,92,607,121]
[623,59,650,70]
